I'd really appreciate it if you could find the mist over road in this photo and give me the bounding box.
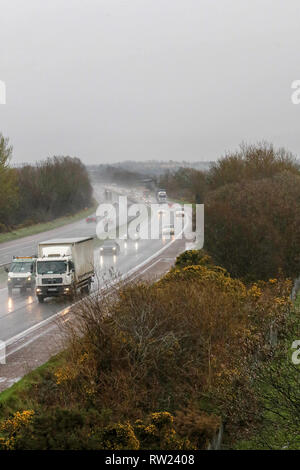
[0,184,189,342]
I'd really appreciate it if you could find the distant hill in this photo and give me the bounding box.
[88,160,212,177]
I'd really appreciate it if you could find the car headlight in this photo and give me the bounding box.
[8,277,11,282]
[100,247,103,251]
[36,288,41,292]
[113,247,116,250]
[27,277,31,281]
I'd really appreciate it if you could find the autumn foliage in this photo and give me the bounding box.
[0,134,93,231]
[205,171,300,280]
[0,257,292,449]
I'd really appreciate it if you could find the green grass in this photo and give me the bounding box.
[0,202,98,245]
[232,310,300,450]
[294,291,300,308]
[0,353,64,419]
[169,198,194,206]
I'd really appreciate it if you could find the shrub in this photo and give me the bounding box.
[100,422,140,450]
[0,264,292,449]
[208,142,299,190]
[205,172,300,280]
[175,250,213,268]
[0,222,7,233]
[175,409,221,449]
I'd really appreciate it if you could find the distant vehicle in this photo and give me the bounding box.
[100,240,121,255]
[162,224,175,236]
[104,189,112,201]
[35,237,94,303]
[157,189,167,203]
[86,215,97,223]
[6,256,36,295]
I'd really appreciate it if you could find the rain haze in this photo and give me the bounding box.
[1,0,300,165]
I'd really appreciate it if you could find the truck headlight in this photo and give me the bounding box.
[8,277,11,282]
[27,277,31,281]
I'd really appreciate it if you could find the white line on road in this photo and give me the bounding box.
[3,209,190,354]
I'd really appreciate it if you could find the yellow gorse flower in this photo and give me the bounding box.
[0,410,34,450]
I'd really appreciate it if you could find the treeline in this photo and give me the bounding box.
[160,166,207,203]
[93,164,143,187]
[160,142,300,280]
[0,134,93,232]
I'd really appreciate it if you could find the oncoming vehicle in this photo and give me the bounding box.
[100,240,121,255]
[157,189,167,203]
[6,256,36,295]
[86,215,97,223]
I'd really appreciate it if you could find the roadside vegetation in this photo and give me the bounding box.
[161,141,300,281]
[0,204,97,246]
[0,141,299,450]
[0,133,93,234]
[0,255,293,449]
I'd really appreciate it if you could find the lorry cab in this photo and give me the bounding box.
[36,255,75,300]
[6,256,36,295]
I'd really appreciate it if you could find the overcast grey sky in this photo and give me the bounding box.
[1,0,300,164]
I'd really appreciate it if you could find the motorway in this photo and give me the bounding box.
[0,185,191,343]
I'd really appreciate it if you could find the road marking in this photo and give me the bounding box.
[7,324,58,358]
[129,257,174,282]
[3,205,190,353]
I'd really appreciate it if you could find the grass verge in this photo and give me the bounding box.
[0,353,64,419]
[0,202,98,245]
[0,267,7,286]
[232,305,300,450]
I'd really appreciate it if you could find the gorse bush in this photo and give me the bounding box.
[174,250,214,269]
[0,259,292,449]
[0,408,219,450]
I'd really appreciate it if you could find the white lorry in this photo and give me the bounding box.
[157,189,167,203]
[35,237,94,303]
